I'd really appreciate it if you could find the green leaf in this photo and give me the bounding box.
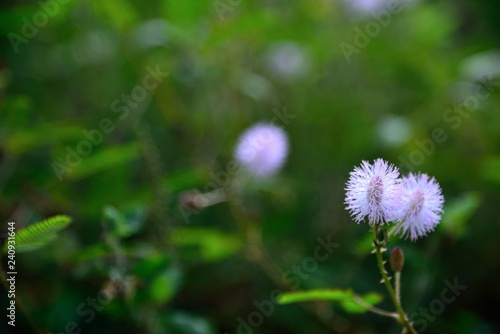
[481,156,500,184]
[7,123,84,154]
[171,227,243,262]
[132,256,167,277]
[68,243,111,263]
[354,232,375,255]
[91,0,138,31]
[340,292,383,314]
[277,289,383,314]
[277,289,353,304]
[163,1,210,28]
[149,267,182,304]
[124,206,148,234]
[164,311,217,334]
[64,142,139,181]
[3,215,72,253]
[163,168,205,194]
[439,192,481,238]
[102,205,143,238]
[407,5,455,47]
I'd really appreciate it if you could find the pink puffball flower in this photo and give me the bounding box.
[345,159,401,225]
[395,173,444,241]
[347,0,386,14]
[234,123,289,178]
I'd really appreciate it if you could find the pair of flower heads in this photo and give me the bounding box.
[235,123,444,241]
[345,159,444,241]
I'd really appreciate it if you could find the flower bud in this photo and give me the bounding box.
[390,247,405,272]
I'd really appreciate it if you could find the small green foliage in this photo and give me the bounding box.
[163,311,217,334]
[68,243,112,263]
[354,232,375,255]
[4,215,72,253]
[149,267,182,304]
[277,289,352,304]
[340,292,384,314]
[171,227,243,262]
[101,205,146,239]
[440,192,481,238]
[131,255,182,305]
[65,143,139,181]
[277,289,383,314]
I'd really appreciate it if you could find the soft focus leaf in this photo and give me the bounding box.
[171,227,243,262]
[149,266,182,304]
[132,255,171,279]
[4,215,72,253]
[102,205,143,238]
[278,289,383,314]
[354,231,375,255]
[6,123,84,154]
[68,243,111,263]
[164,311,217,334]
[64,142,139,180]
[277,289,353,304]
[92,0,138,31]
[340,292,383,314]
[440,192,481,238]
[481,156,500,185]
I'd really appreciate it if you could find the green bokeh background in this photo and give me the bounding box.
[1,0,499,333]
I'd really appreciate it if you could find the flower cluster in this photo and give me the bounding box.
[345,159,444,241]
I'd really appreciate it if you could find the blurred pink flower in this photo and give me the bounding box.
[234,123,289,178]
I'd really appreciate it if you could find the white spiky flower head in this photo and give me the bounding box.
[345,159,401,225]
[395,173,444,241]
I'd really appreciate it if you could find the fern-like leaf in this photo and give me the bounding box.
[3,215,72,253]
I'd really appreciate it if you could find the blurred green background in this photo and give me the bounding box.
[1,0,500,333]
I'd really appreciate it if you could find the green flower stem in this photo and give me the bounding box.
[395,271,401,304]
[353,295,398,319]
[372,226,417,334]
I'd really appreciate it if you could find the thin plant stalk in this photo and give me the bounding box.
[353,295,398,319]
[372,226,417,334]
[395,271,402,304]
